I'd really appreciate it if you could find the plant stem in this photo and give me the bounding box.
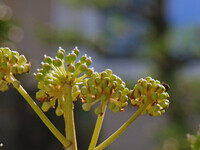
[95,103,149,150]
[89,102,107,150]
[63,84,77,150]
[15,84,70,148]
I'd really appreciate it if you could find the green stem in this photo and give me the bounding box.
[89,102,107,150]
[15,84,70,148]
[95,103,149,150]
[63,84,77,150]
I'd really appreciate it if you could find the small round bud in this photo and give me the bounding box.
[82,103,91,111]
[85,68,94,77]
[113,106,120,113]
[41,102,51,112]
[108,103,116,110]
[56,106,63,116]
[13,80,20,89]
[35,72,44,81]
[42,63,51,71]
[75,61,81,69]
[57,50,65,60]
[69,53,77,63]
[18,55,27,65]
[0,81,8,92]
[85,57,92,66]
[86,97,93,103]
[68,64,75,73]
[81,86,89,95]
[53,58,62,67]
[1,62,7,69]
[80,55,87,63]
[95,106,102,115]
[44,56,53,64]
[72,47,80,56]
[78,64,87,72]
[18,65,24,74]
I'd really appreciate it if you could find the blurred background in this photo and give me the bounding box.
[0,0,200,149]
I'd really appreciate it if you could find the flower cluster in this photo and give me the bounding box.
[0,47,30,91]
[80,69,129,114]
[35,47,93,116]
[129,77,170,116]
[187,126,200,150]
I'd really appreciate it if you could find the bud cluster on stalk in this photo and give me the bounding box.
[129,77,170,117]
[80,69,129,115]
[35,47,93,116]
[0,47,30,91]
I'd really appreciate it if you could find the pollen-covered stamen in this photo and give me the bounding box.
[129,77,170,117]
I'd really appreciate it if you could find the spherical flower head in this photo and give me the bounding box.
[187,125,200,149]
[80,69,129,114]
[35,47,92,116]
[129,77,170,117]
[0,47,31,92]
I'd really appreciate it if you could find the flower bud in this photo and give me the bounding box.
[13,80,20,89]
[57,50,65,60]
[53,58,62,67]
[68,64,75,73]
[41,102,51,112]
[0,81,8,92]
[42,63,51,71]
[44,56,53,64]
[35,72,45,81]
[78,64,87,72]
[85,57,92,66]
[82,103,91,111]
[18,55,27,65]
[108,103,116,110]
[95,106,102,115]
[72,47,80,56]
[100,95,107,102]
[56,106,63,116]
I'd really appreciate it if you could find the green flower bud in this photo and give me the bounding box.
[35,72,44,81]
[24,63,30,72]
[1,62,7,69]
[41,102,51,112]
[72,47,80,56]
[122,88,129,95]
[152,93,158,100]
[86,97,93,103]
[69,53,77,64]
[68,64,75,72]
[44,56,53,64]
[95,77,101,84]
[75,61,81,69]
[36,90,47,100]
[80,56,87,64]
[78,64,87,72]
[85,57,92,66]
[0,81,8,92]
[121,95,128,102]
[18,66,24,74]
[42,63,51,71]
[95,106,102,115]
[11,51,19,57]
[53,58,62,67]
[13,80,20,89]
[85,68,94,77]
[81,86,89,95]
[65,55,71,64]
[82,103,91,111]
[57,50,65,60]
[18,55,27,65]
[108,103,116,110]
[56,106,63,116]
[10,55,18,64]
[105,69,112,77]
[12,66,18,74]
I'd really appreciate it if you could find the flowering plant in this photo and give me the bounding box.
[0,47,170,150]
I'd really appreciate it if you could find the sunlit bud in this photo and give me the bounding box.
[80,55,87,63]
[95,77,101,84]
[72,47,80,56]
[1,62,7,69]
[95,106,102,115]
[122,88,129,95]
[69,53,77,64]
[57,50,65,60]
[3,47,11,57]
[81,86,89,95]
[0,81,8,92]
[53,58,62,67]
[36,90,47,100]
[75,61,81,69]
[68,64,75,73]
[41,102,51,112]
[12,80,20,89]
[100,71,107,78]
[10,55,18,64]
[78,64,87,72]
[35,72,44,81]
[44,56,53,64]
[12,66,18,74]
[24,63,30,72]
[82,103,91,111]
[158,92,169,100]
[56,106,63,116]
[11,51,19,57]
[18,55,27,65]
[152,93,158,100]
[105,69,112,77]
[159,99,169,108]
[121,95,128,102]
[86,97,93,103]
[115,90,122,98]
[85,57,92,66]
[42,63,51,71]
[85,68,94,77]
